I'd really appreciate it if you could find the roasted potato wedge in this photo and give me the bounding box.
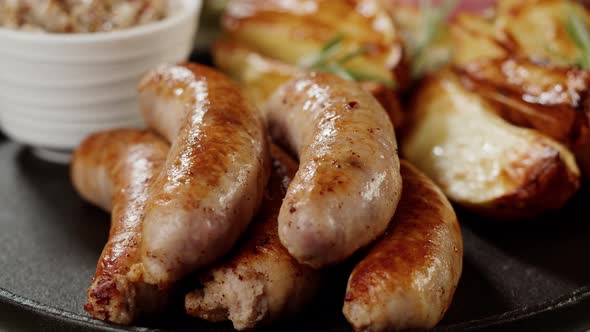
[213,40,301,109]
[385,3,423,56]
[449,12,507,65]
[448,0,590,180]
[496,0,589,65]
[454,58,590,147]
[450,0,590,66]
[402,71,580,220]
[216,0,407,128]
[213,40,405,128]
[221,0,407,88]
[388,2,454,77]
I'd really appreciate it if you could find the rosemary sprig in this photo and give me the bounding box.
[565,3,590,69]
[301,34,396,88]
[337,46,369,65]
[412,0,458,78]
[321,34,346,54]
[344,69,397,89]
[310,34,346,66]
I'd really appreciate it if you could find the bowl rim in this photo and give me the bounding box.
[0,0,202,44]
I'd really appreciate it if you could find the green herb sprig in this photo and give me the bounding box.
[301,34,396,89]
[412,0,458,78]
[565,3,590,69]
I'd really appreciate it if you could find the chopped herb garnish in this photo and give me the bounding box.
[412,0,458,78]
[321,34,346,54]
[344,69,397,89]
[300,34,396,88]
[565,3,590,69]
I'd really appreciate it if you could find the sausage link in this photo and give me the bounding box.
[71,129,169,324]
[137,63,271,286]
[343,161,463,332]
[265,72,402,268]
[185,145,321,330]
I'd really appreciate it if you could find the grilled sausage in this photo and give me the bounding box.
[71,129,168,324]
[265,72,402,268]
[185,145,321,330]
[137,63,271,287]
[343,161,463,332]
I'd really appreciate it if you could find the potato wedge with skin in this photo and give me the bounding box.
[495,0,589,65]
[447,1,590,180]
[387,2,454,77]
[213,40,405,129]
[385,3,423,56]
[213,40,300,110]
[450,0,590,66]
[222,0,406,88]
[449,12,507,65]
[384,3,422,54]
[402,71,580,220]
[455,58,590,147]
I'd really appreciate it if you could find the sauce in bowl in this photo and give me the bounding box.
[0,0,169,33]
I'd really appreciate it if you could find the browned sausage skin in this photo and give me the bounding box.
[71,129,169,324]
[265,72,402,268]
[185,145,321,330]
[343,161,463,332]
[137,63,271,287]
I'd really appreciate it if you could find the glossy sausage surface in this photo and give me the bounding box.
[343,161,463,332]
[71,129,169,324]
[265,72,402,268]
[185,145,321,330]
[138,63,271,286]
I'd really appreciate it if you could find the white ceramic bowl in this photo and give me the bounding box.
[0,0,203,163]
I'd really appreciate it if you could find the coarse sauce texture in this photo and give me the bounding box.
[137,63,271,287]
[185,145,321,330]
[343,161,463,332]
[0,0,168,33]
[265,72,402,268]
[71,129,169,324]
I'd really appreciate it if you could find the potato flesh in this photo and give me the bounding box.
[496,0,589,65]
[449,13,506,65]
[389,3,452,76]
[214,41,299,108]
[450,0,590,66]
[402,73,579,208]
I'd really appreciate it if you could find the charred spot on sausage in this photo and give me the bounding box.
[345,101,359,110]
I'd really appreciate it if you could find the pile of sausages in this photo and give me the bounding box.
[71,63,463,331]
